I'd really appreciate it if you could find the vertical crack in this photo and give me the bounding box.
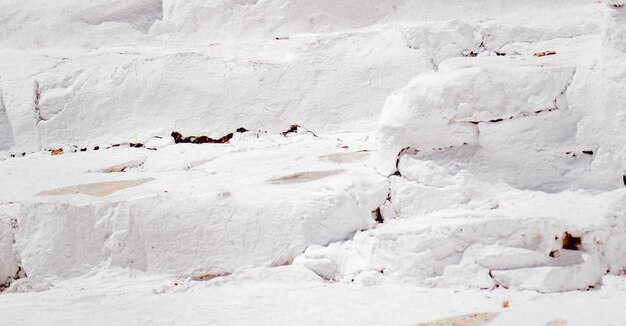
[33,80,43,123]
[373,147,421,223]
[0,216,27,292]
[390,146,420,177]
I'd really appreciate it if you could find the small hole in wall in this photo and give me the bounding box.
[562,232,582,250]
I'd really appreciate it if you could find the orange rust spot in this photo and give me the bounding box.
[50,148,64,156]
[192,273,231,281]
[534,50,557,57]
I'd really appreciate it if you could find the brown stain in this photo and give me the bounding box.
[50,148,64,156]
[192,272,231,281]
[267,170,344,184]
[271,260,292,267]
[545,319,568,326]
[318,152,370,163]
[418,312,499,326]
[217,191,232,199]
[37,178,154,197]
[100,160,145,173]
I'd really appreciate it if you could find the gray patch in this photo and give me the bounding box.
[38,178,154,197]
[319,152,369,163]
[267,170,344,184]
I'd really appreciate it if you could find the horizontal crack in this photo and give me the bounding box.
[454,103,560,126]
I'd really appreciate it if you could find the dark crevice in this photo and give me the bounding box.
[461,104,560,126]
[281,124,299,136]
[380,185,398,221]
[171,131,234,144]
[390,143,469,178]
[6,125,317,159]
[31,79,68,124]
[564,150,595,158]
[377,148,417,222]
[562,232,582,250]
[391,146,420,177]
[487,270,507,289]
[0,218,27,293]
[372,207,384,224]
[381,142,472,221]
[280,124,317,137]
[462,42,501,58]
